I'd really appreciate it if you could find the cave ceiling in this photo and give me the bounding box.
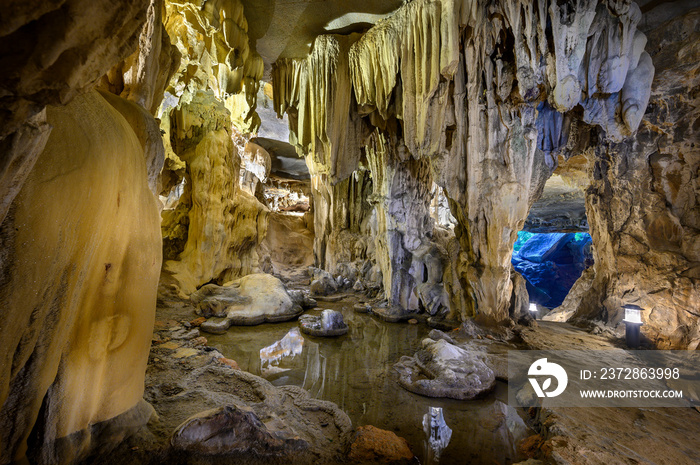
[239,0,404,76]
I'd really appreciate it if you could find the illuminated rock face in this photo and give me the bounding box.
[0,0,151,226]
[158,0,270,294]
[550,9,700,348]
[0,91,162,464]
[274,0,654,324]
[162,92,268,294]
[163,0,264,133]
[99,0,181,118]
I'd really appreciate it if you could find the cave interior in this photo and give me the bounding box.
[1,0,700,464]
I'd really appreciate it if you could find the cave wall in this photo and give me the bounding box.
[0,90,162,464]
[273,0,654,324]
[0,0,150,228]
[159,0,270,294]
[554,7,700,348]
[0,1,182,462]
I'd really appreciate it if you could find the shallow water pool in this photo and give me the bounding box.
[207,298,531,464]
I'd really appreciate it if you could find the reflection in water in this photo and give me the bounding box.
[208,300,531,464]
[423,407,452,464]
[259,327,304,376]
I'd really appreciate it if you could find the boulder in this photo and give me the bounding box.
[193,274,303,330]
[348,425,414,463]
[171,405,308,455]
[394,338,495,400]
[309,268,339,296]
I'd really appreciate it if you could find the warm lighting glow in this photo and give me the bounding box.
[624,306,642,324]
[529,303,537,313]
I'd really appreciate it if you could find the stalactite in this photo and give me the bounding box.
[273,0,655,324]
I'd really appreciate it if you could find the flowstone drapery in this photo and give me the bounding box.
[273,0,654,324]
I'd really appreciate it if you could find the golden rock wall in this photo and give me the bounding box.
[0,90,162,463]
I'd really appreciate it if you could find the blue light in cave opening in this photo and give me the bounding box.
[512,231,593,309]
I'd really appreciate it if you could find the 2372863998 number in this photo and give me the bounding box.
[599,367,680,380]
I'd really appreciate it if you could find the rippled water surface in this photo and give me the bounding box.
[207,298,530,464]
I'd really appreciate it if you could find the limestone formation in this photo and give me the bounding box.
[161,92,268,294]
[0,0,151,226]
[99,0,181,117]
[157,1,272,294]
[0,0,149,138]
[163,0,263,133]
[192,274,304,332]
[0,91,162,464]
[547,8,700,347]
[394,338,495,400]
[273,0,655,325]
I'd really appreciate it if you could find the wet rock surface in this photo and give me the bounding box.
[192,274,304,330]
[299,309,349,337]
[394,338,496,400]
[97,281,353,465]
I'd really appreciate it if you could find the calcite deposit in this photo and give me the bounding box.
[273,0,655,325]
[547,7,700,348]
[158,0,271,294]
[0,90,162,464]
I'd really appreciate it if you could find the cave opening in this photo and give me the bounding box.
[512,230,593,312]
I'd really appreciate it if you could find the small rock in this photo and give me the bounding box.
[218,357,240,370]
[309,269,339,296]
[158,341,182,350]
[191,336,208,347]
[299,309,349,337]
[408,319,418,325]
[353,279,365,291]
[353,303,370,313]
[172,328,200,340]
[348,425,414,462]
[428,329,454,344]
[172,348,199,359]
[200,318,233,334]
[153,319,178,330]
[189,317,207,327]
[518,434,545,459]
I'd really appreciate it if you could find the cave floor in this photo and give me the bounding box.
[98,273,700,465]
[518,321,700,465]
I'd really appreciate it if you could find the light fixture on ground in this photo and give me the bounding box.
[623,304,644,348]
[529,303,538,320]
